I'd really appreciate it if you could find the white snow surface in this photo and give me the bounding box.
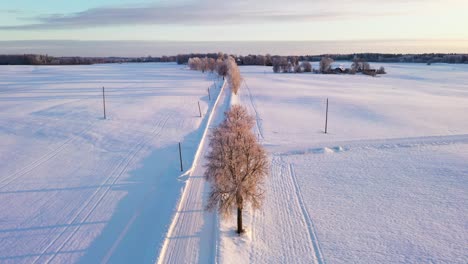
[217,63,468,264]
[1,62,467,264]
[0,63,222,263]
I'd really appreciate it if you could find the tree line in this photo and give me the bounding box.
[3,52,467,66]
[179,53,468,66]
[272,56,386,76]
[0,54,177,65]
[187,55,241,94]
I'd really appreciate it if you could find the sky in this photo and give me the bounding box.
[0,0,467,56]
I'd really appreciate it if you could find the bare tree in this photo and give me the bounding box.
[205,105,269,234]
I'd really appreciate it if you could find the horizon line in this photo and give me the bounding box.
[2,39,468,43]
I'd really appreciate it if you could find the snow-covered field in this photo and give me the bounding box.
[1,62,467,264]
[0,63,223,263]
[219,63,468,263]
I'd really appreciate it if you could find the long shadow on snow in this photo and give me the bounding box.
[78,74,223,264]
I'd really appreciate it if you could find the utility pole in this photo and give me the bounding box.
[324,98,328,134]
[179,142,183,171]
[198,101,202,117]
[102,87,106,119]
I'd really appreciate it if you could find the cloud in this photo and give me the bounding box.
[0,0,402,30]
[2,39,466,57]
[0,9,21,14]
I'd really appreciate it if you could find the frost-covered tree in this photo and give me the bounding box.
[205,105,269,234]
[301,61,312,72]
[200,57,208,73]
[188,57,202,70]
[189,57,217,74]
[272,57,289,73]
[225,57,242,94]
[280,57,289,73]
[351,57,370,72]
[320,57,334,73]
[294,64,303,73]
[207,58,216,73]
[377,66,386,74]
[216,58,228,78]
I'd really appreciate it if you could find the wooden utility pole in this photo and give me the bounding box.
[325,98,328,134]
[102,87,106,119]
[179,142,183,171]
[198,101,202,117]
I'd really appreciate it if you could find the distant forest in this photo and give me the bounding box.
[0,54,176,65]
[176,53,468,65]
[1,52,467,65]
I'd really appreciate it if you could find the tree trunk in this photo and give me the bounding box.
[237,207,244,234]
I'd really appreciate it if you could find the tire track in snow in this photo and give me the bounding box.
[277,134,468,157]
[41,114,173,264]
[0,123,93,190]
[0,95,103,189]
[246,157,317,263]
[157,79,227,264]
[242,79,264,140]
[32,113,173,264]
[282,156,326,264]
[248,205,257,263]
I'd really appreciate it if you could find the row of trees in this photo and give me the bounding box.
[180,53,468,66]
[272,56,386,76]
[187,56,242,94]
[0,55,97,65]
[177,53,224,65]
[0,54,179,65]
[4,52,466,66]
[272,57,312,73]
[225,57,242,94]
[187,54,265,235]
[188,57,217,73]
[3,52,467,66]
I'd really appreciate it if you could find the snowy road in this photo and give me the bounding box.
[157,77,229,264]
